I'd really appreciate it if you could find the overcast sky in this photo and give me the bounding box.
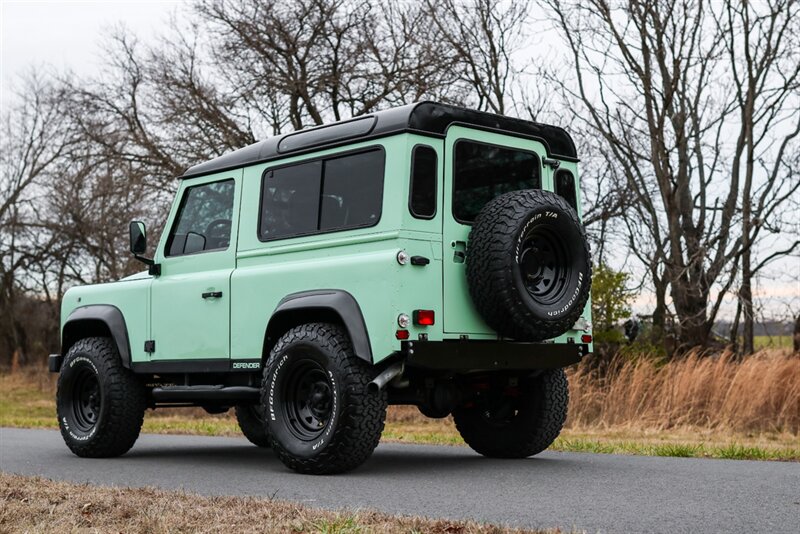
[1,0,181,107]
[1,0,797,321]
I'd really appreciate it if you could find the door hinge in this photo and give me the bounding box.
[144,340,156,353]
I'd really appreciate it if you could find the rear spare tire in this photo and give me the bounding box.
[467,189,591,341]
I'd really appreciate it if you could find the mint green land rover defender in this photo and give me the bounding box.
[50,102,592,474]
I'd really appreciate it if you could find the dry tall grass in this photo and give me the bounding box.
[566,349,800,434]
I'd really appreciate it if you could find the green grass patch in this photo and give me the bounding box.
[753,335,792,349]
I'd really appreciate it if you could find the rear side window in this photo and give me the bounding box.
[453,141,541,223]
[166,179,235,257]
[259,148,385,241]
[555,169,578,211]
[409,145,438,219]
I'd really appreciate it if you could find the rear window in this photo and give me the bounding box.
[555,169,578,211]
[259,148,384,241]
[453,141,541,223]
[409,145,438,219]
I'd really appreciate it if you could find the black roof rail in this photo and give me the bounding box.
[181,101,577,179]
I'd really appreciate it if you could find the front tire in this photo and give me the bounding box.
[262,323,387,474]
[56,337,146,457]
[235,404,271,448]
[453,369,568,458]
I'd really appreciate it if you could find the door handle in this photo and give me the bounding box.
[452,241,467,263]
[202,291,223,299]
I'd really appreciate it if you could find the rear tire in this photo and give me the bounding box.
[453,369,568,458]
[262,323,387,474]
[235,405,271,448]
[56,337,146,458]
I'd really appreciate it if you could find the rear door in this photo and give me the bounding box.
[442,126,547,335]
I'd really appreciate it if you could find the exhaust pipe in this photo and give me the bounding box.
[368,362,404,393]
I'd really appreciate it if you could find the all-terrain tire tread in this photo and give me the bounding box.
[453,369,569,458]
[262,323,387,474]
[57,337,146,458]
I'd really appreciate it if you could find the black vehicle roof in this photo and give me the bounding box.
[181,101,577,179]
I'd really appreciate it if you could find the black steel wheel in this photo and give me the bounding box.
[517,225,572,306]
[282,359,333,441]
[70,367,102,432]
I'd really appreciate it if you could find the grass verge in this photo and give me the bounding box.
[2,371,797,462]
[0,472,552,533]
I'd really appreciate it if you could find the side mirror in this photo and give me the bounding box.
[129,221,147,255]
[128,221,160,276]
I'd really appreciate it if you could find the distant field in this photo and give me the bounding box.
[753,335,793,349]
[3,348,798,462]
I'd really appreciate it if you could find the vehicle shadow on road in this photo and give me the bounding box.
[123,441,580,477]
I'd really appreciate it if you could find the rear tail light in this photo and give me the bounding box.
[581,334,593,344]
[396,329,410,340]
[413,310,435,326]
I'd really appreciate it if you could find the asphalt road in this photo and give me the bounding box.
[1,428,798,533]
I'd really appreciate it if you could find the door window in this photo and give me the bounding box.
[166,179,236,256]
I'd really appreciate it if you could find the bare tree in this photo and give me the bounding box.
[542,0,800,351]
[0,73,73,363]
[717,0,800,354]
[422,0,530,114]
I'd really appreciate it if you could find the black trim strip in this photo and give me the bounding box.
[403,340,587,370]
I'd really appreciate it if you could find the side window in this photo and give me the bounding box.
[259,148,385,241]
[555,169,578,211]
[453,141,540,223]
[409,145,437,219]
[321,150,384,230]
[166,179,235,257]
[260,161,322,240]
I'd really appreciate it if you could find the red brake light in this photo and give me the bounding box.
[396,329,410,340]
[581,334,593,344]
[413,310,435,326]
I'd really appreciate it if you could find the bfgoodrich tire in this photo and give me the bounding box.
[262,323,387,474]
[56,337,146,457]
[453,369,568,458]
[235,404,271,448]
[467,189,591,341]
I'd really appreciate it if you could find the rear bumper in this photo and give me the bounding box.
[48,353,64,373]
[402,340,587,371]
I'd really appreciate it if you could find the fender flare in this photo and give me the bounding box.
[265,290,373,363]
[62,305,132,368]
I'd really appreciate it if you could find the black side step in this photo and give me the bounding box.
[151,385,259,403]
